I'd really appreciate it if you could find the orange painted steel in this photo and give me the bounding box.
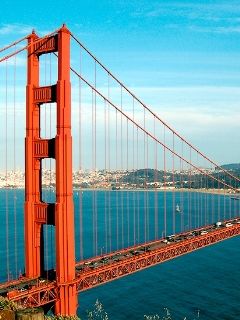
[24,25,77,315]
[9,282,58,307]
[2,26,239,316]
[54,25,77,316]
[5,223,240,309]
[25,31,42,279]
[75,223,240,292]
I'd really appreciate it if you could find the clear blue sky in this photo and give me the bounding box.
[0,0,240,165]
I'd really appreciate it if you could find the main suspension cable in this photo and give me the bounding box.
[69,65,239,192]
[0,35,28,54]
[70,32,240,183]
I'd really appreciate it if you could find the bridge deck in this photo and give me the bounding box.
[1,217,239,307]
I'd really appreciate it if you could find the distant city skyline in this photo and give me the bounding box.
[0,1,240,170]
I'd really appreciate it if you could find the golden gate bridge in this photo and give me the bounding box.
[0,25,239,316]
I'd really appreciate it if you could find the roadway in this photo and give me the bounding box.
[0,216,239,307]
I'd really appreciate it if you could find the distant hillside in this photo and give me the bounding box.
[119,167,240,189]
[221,163,240,170]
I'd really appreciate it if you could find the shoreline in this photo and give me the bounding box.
[74,188,237,195]
[1,187,237,196]
[0,187,236,197]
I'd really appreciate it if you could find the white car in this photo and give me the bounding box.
[225,223,233,227]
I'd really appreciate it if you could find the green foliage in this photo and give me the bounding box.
[144,315,161,320]
[144,308,201,320]
[0,296,22,311]
[144,308,172,320]
[0,296,201,320]
[85,300,200,320]
[86,300,108,320]
[44,316,80,320]
[19,308,43,314]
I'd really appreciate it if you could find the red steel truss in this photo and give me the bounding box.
[5,222,240,309]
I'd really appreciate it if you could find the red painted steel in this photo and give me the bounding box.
[5,223,240,308]
[9,282,58,307]
[33,85,56,104]
[2,26,240,317]
[25,31,42,279]
[76,224,240,292]
[54,24,77,316]
[24,25,77,315]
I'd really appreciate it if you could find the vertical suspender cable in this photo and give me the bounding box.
[187,147,190,231]
[78,48,83,260]
[188,147,192,230]
[163,126,167,237]
[13,46,18,278]
[120,88,124,248]
[91,89,95,256]
[229,177,232,219]
[212,167,215,223]
[137,127,140,244]
[172,133,175,235]
[94,60,98,256]
[126,118,130,246]
[193,158,197,229]
[115,107,119,250]
[107,74,111,253]
[5,59,10,280]
[237,179,239,218]
[211,165,215,223]
[223,173,226,221]
[143,108,146,243]
[194,153,197,229]
[104,99,108,253]
[146,135,149,242]
[190,149,193,229]
[179,156,182,233]
[234,177,237,218]
[217,172,220,222]
[204,168,207,227]
[144,108,147,243]
[197,153,202,228]
[154,117,158,240]
[120,86,124,248]
[180,139,184,233]
[207,166,210,225]
[133,98,136,246]
[237,179,240,218]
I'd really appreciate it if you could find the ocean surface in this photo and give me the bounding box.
[0,189,239,319]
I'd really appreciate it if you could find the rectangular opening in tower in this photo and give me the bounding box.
[40,102,57,139]
[39,53,58,87]
[41,158,56,203]
[43,223,56,276]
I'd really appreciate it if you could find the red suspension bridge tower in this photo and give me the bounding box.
[24,25,77,315]
[1,23,240,318]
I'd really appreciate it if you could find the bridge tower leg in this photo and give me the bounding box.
[54,25,77,316]
[25,25,77,315]
[25,30,41,279]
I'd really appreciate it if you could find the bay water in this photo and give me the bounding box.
[0,189,239,319]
